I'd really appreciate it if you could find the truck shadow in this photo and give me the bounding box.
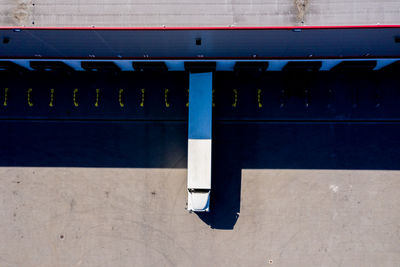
[2,110,400,230]
[1,69,400,229]
[196,121,400,229]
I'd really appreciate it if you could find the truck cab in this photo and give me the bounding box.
[188,189,210,212]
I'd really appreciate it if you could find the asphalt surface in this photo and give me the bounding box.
[0,69,400,266]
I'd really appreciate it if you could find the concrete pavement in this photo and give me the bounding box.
[0,167,399,266]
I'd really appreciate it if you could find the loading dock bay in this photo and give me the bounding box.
[0,64,400,265]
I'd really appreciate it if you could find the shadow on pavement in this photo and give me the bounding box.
[196,121,400,229]
[1,70,400,229]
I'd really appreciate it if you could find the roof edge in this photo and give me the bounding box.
[0,25,400,31]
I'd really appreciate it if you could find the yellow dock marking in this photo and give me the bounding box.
[49,88,55,107]
[257,89,262,108]
[232,89,238,108]
[73,88,79,107]
[3,88,8,106]
[119,89,124,107]
[95,88,100,107]
[140,88,145,107]
[27,88,33,107]
[164,88,170,108]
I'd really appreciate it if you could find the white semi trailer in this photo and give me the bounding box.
[187,72,213,212]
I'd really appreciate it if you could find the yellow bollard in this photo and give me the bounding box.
[49,88,55,107]
[3,88,8,107]
[257,89,262,108]
[164,88,170,108]
[27,88,33,107]
[140,88,145,107]
[232,89,238,108]
[186,89,189,108]
[119,89,125,107]
[73,88,79,107]
[94,88,100,107]
[212,89,215,107]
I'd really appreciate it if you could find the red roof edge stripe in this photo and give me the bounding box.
[0,25,400,30]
